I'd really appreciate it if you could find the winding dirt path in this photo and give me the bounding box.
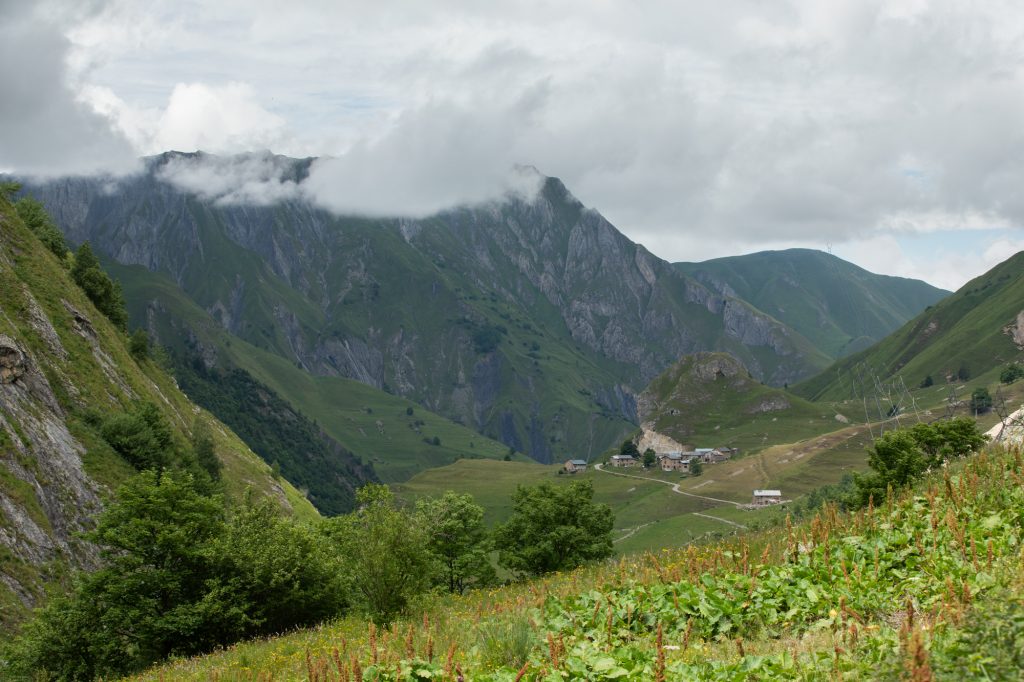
[595,463,749,530]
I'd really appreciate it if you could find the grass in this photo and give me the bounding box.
[676,248,948,359]
[127,441,1024,681]
[109,262,542,483]
[642,352,850,458]
[795,250,1024,402]
[0,196,318,630]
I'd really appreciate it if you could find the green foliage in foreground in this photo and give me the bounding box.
[854,417,986,506]
[289,446,1020,681]
[5,472,346,680]
[494,481,614,577]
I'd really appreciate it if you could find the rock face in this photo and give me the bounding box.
[0,197,316,628]
[636,427,689,456]
[21,153,831,461]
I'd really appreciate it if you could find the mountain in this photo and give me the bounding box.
[638,352,842,454]
[795,251,1024,402]
[676,249,949,359]
[18,152,831,465]
[108,259,525,483]
[0,191,315,628]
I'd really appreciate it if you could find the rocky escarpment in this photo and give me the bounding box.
[0,196,317,627]
[0,329,102,606]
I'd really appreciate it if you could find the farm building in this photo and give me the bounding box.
[564,459,588,474]
[609,454,638,468]
[660,452,694,472]
[752,489,783,506]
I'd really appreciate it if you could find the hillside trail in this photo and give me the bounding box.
[594,463,749,530]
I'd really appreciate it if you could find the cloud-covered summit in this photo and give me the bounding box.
[4,0,1024,288]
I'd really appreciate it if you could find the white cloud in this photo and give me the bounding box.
[154,152,302,206]
[0,2,137,176]
[4,0,1024,285]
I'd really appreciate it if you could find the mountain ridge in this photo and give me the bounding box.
[675,248,950,359]
[18,153,836,464]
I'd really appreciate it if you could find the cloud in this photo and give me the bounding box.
[4,0,1024,284]
[0,3,137,175]
[303,97,545,217]
[154,152,303,206]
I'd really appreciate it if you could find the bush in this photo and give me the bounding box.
[854,417,986,506]
[7,472,349,679]
[1000,363,1024,384]
[100,401,177,471]
[71,242,128,331]
[15,196,68,260]
[129,328,150,360]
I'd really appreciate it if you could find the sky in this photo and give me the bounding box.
[3,1,1024,290]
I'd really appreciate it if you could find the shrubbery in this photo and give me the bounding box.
[854,417,985,506]
[6,472,347,679]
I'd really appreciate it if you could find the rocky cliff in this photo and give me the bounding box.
[0,194,315,627]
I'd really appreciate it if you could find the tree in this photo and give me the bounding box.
[415,491,496,594]
[494,480,614,576]
[642,448,656,467]
[0,180,21,199]
[206,499,347,639]
[957,365,971,381]
[72,242,128,331]
[919,375,934,388]
[129,328,150,360]
[619,439,640,459]
[323,484,434,624]
[970,387,993,414]
[854,418,986,507]
[854,430,926,506]
[191,417,223,481]
[8,471,227,679]
[1000,364,1024,384]
[689,460,704,477]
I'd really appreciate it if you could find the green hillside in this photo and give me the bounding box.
[676,248,949,358]
[109,261,530,483]
[795,251,1024,402]
[640,352,849,454]
[0,193,315,628]
[130,439,1023,681]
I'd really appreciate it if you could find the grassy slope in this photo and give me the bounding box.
[110,262,528,482]
[676,248,949,358]
[0,198,315,626]
[642,352,849,455]
[130,441,1023,681]
[795,250,1024,402]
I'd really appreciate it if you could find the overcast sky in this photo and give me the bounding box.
[3,0,1024,290]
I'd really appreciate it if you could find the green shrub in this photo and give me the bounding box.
[15,196,67,260]
[1000,363,1024,384]
[129,328,150,360]
[71,242,128,331]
